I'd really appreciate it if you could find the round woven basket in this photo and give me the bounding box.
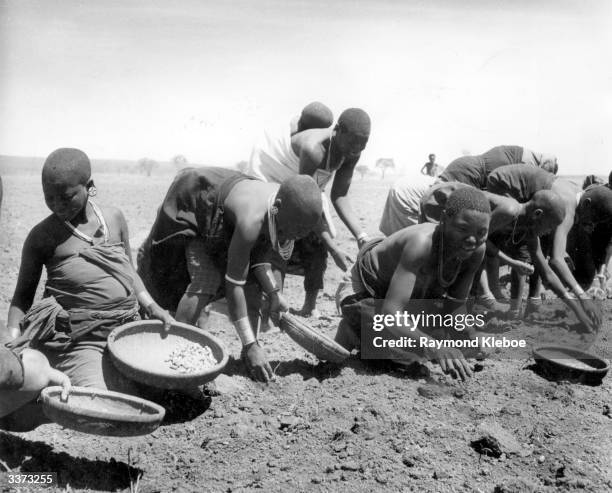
[532,345,609,384]
[108,320,229,389]
[41,386,165,436]
[279,312,350,363]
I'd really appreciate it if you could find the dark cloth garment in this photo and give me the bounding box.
[419,181,472,224]
[487,163,556,202]
[437,156,487,189]
[0,346,24,390]
[286,232,328,292]
[481,146,523,169]
[137,167,274,311]
[567,222,612,289]
[438,146,528,191]
[7,243,140,354]
[353,237,387,298]
[7,296,139,354]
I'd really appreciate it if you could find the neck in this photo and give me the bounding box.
[69,201,91,226]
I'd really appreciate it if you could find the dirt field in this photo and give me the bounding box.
[0,172,610,493]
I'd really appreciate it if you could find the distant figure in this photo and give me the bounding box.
[420,153,444,177]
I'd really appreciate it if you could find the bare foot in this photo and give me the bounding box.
[289,307,321,318]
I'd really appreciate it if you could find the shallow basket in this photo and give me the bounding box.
[107,320,229,389]
[279,312,350,363]
[532,345,609,384]
[40,386,165,436]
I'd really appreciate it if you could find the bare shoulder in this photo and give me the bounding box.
[24,215,58,256]
[294,129,326,159]
[393,224,434,264]
[97,204,127,226]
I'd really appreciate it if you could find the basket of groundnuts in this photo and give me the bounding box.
[108,320,229,388]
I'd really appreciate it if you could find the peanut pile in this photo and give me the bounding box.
[165,342,218,373]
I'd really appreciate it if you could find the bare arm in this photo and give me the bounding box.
[330,160,363,240]
[528,236,595,330]
[6,230,45,339]
[225,216,274,381]
[116,209,173,328]
[383,241,473,379]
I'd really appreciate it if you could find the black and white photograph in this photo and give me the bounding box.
[0,1,610,491]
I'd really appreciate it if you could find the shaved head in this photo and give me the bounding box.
[528,190,566,226]
[42,148,91,186]
[276,175,322,235]
[337,108,371,137]
[298,102,334,132]
[580,184,612,223]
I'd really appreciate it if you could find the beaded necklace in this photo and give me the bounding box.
[267,192,294,260]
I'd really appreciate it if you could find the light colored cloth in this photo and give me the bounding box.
[247,122,301,184]
[248,123,337,236]
[379,175,435,235]
[521,148,557,171]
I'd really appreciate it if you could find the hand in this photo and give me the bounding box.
[357,234,370,249]
[433,348,473,381]
[580,297,602,328]
[268,292,289,326]
[570,302,598,333]
[511,260,535,276]
[242,343,274,383]
[329,248,353,272]
[20,349,71,401]
[149,303,175,332]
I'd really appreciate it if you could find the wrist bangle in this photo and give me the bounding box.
[233,317,256,346]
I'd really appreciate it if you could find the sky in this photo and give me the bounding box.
[0,0,611,175]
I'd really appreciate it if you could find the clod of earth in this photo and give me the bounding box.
[471,421,524,458]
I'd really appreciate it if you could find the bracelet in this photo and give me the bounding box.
[233,317,256,346]
[225,273,247,286]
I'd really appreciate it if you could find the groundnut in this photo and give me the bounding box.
[165,342,217,373]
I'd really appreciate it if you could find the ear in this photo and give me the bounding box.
[272,198,281,215]
[86,179,95,189]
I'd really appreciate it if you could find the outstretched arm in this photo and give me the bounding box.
[116,209,173,330]
[529,236,596,331]
[548,211,601,327]
[330,160,368,245]
[225,218,274,382]
[5,231,45,341]
[383,241,473,380]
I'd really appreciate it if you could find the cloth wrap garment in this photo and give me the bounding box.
[137,167,275,312]
[5,241,141,391]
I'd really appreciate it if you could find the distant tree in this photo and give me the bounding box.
[375,158,395,179]
[138,158,158,177]
[355,164,369,180]
[171,154,189,169]
[235,160,249,173]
